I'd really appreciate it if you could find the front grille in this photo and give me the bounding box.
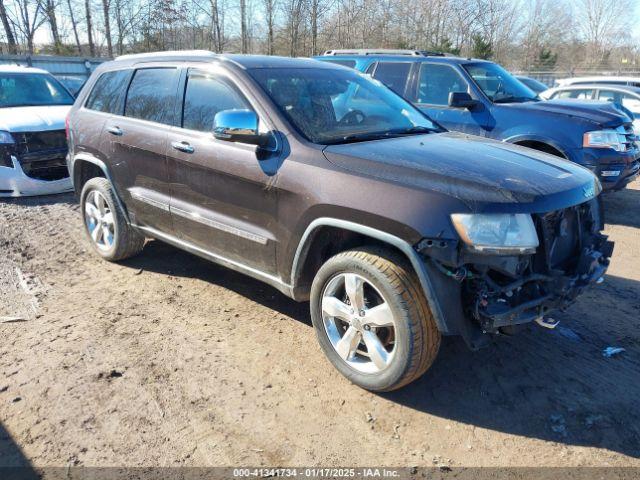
[12,130,69,181]
[619,124,638,152]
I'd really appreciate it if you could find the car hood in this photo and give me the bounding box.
[323,132,599,212]
[0,105,70,132]
[503,99,630,128]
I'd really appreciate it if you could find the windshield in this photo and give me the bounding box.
[464,63,538,103]
[249,67,439,144]
[0,73,74,108]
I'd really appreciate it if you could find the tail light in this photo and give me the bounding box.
[65,113,70,140]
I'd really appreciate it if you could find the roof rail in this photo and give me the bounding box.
[115,50,217,61]
[322,49,447,57]
[322,49,422,56]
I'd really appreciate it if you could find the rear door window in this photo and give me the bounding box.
[181,71,251,132]
[85,69,131,114]
[124,68,179,125]
[417,63,468,105]
[372,62,411,95]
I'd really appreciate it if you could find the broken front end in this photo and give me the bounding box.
[418,198,613,349]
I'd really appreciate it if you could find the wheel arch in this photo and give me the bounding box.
[71,153,130,223]
[504,135,569,159]
[290,218,449,333]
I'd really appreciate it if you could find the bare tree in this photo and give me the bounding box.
[40,0,62,52]
[66,0,83,53]
[0,0,18,53]
[101,0,112,56]
[263,0,276,54]
[85,0,95,55]
[11,0,46,53]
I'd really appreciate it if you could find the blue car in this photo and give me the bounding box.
[315,50,640,191]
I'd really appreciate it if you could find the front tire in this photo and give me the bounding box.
[310,247,441,391]
[80,177,145,261]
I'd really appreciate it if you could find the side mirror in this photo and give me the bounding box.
[214,109,264,146]
[448,91,480,110]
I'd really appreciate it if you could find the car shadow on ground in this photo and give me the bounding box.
[123,240,640,459]
[0,422,38,478]
[602,187,640,228]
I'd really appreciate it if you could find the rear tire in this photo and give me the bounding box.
[80,177,145,261]
[310,247,441,391]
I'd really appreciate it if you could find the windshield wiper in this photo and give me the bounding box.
[323,127,435,145]
[493,95,537,104]
[388,126,436,135]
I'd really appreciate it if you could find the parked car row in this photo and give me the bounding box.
[57,51,615,391]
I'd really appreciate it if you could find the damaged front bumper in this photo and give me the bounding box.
[0,155,72,197]
[417,198,613,348]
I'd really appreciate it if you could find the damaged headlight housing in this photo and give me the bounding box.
[451,213,539,254]
[583,129,626,151]
[0,130,14,168]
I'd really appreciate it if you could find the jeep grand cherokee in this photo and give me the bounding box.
[67,52,613,391]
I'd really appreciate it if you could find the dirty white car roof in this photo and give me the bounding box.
[0,64,51,75]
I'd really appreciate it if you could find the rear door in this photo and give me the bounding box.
[104,66,180,232]
[166,66,278,274]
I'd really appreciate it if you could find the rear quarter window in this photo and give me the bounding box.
[326,59,356,69]
[124,68,179,124]
[85,69,131,114]
[372,62,411,95]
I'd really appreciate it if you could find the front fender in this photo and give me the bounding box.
[290,217,451,334]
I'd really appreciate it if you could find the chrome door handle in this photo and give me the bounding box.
[107,126,123,136]
[171,141,195,154]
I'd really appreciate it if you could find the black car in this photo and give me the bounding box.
[67,52,612,391]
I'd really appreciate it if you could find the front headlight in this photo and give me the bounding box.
[0,130,14,145]
[583,129,626,151]
[451,213,539,254]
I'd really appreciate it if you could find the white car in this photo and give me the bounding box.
[540,83,640,134]
[555,76,640,88]
[0,65,74,197]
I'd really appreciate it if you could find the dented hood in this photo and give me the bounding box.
[503,99,630,128]
[323,132,599,212]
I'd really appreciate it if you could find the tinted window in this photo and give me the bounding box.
[0,73,74,108]
[182,72,250,132]
[372,62,411,95]
[124,68,178,124]
[417,63,468,105]
[326,60,356,69]
[85,70,131,114]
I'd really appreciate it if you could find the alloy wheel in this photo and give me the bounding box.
[321,273,397,373]
[84,190,115,251]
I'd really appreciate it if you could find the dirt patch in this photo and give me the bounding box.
[0,182,639,468]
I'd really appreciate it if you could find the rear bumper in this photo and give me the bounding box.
[0,156,72,197]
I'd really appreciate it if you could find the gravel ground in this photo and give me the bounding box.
[0,181,639,469]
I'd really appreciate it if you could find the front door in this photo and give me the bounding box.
[105,66,180,232]
[413,62,494,136]
[167,67,278,274]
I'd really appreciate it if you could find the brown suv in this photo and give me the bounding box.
[67,51,612,391]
